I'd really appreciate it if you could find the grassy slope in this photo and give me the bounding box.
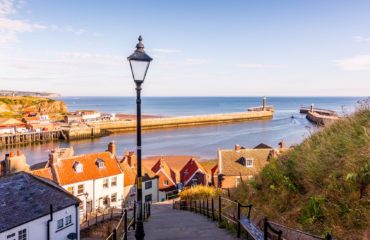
[232,108,370,239]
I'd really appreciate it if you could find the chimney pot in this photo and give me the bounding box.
[279,140,286,149]
[235,144,241,151]
[107,141,116,156]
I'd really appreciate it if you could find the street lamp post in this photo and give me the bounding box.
[127,35,153,240]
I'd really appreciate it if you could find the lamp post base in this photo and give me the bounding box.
[135,220,145,240]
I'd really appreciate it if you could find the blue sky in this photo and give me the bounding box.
[0,0,370,96]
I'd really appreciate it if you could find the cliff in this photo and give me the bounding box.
[0,96,67,118]
[232,107,370,239]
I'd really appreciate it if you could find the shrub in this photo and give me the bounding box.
[179,185,222,200]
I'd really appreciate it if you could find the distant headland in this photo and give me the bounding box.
[0,90,61,98]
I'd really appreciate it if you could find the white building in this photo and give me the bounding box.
[32,143,124,216]
[119,152,161,207]
[78,110,101,122]
[0,172,80,240]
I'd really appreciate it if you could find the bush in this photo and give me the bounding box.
[179,185,222,200]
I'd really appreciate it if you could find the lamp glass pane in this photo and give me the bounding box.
[130,60,149,82]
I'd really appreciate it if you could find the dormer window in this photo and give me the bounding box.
[245,158,254,168]
[96,158,105,168]
[73,161,83,173]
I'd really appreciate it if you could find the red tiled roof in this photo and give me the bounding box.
[120,161,136,187]
[31,168,54,181]
[52,152,122,185]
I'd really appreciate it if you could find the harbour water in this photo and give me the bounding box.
[1,96,364,165]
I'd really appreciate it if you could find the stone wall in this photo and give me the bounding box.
[90,111,273,132]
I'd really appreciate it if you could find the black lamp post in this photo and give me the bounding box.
[127,35,152,240]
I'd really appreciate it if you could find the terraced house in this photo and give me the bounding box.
[120,151,161,206]
[143,156,207,191]
[216,142,288,188]
[31,143,124,216]
[0,172,80,240]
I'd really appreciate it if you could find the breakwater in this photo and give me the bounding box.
[89,111,273,132]
[306,111,339,126]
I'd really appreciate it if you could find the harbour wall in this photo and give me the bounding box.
[0,111,273,145]
[306,111,338,126]
[90,111,273,132]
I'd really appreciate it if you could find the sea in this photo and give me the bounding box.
[1,96,365,165]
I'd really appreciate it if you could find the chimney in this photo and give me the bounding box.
[235,144,241,151]
[278,140,286,149]
[127,151,136,168]
[263,96,267,111]
[17,150,22,156]
[107,141,116,156]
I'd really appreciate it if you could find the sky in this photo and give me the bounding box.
[0,0,370,97]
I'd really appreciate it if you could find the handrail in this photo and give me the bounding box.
[101,202,153,240]
[174,197,333,240]
[264,218,282,240]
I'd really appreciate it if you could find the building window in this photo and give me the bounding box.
[111,176,117,187]
[67,186,74,195]
[18,229,27,240]
[6,233,15,239]
[163,180,169,186]
[79,203,84,211]
[145,181,152,189]
[77,184,84,195]
[96,158,105,168]
[103,195,109,205]
[246,159,253,168]
[130,186,136,196]
[192,179,198,186]
[73,162,83,173]
[65,215,72,226]
[111,193,117,203]
[236,177,241,186]
[57,219,64,230]
[103,178,109,188]
[145,194,152,202]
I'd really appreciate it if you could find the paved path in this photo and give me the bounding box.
[129,201,237,240]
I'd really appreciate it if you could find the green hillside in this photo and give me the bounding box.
[232,107,370,239]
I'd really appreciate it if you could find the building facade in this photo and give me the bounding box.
[31,143,124,216]
[0,172,80,240]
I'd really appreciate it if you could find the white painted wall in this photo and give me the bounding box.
[62,173,124,215]
[142,178,159,203]
[0,205,79,240]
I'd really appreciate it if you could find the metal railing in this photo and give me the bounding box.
[173,197,333,240]
[104,201,151,240]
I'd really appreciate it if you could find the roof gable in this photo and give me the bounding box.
[254,143,273,149]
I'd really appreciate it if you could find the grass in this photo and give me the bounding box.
[231,106,370,239]
[179,185,222,200]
